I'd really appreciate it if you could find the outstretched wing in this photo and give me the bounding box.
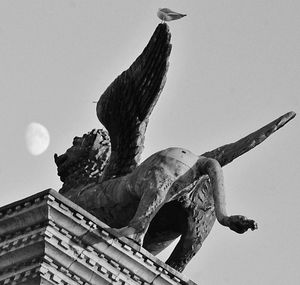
[97,24,172,181]
[202,111,296,166]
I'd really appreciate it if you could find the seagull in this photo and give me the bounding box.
[157,8,187,22]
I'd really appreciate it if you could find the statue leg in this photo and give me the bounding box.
[165,158,257,270]
[166,177,216,272]
[113,167,175,245]
[196,157,257,233]
[164,157,257,234]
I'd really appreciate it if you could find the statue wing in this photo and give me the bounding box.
[202,111,296,166]
[96,24,171,181]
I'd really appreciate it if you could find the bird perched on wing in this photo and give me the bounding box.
[157,8,187,22]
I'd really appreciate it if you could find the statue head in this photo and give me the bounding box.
[54,129,111,192]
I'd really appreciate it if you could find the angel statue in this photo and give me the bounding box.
[54,24,295,272]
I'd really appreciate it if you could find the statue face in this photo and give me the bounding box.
[54,130,111,182]
[54,135,90,181]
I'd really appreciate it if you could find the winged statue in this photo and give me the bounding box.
[54,23,296,272]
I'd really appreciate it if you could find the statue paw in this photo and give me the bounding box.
[112,226,144,245]
[226,215,258,234]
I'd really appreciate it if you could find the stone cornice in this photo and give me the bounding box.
[0,189,197,285]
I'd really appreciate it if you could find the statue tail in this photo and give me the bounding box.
[201,111,296,167]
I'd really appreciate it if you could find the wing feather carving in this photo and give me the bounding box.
[97,24,171,181]
[202,111,296,166]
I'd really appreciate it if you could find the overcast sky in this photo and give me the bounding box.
[0,1,299,284]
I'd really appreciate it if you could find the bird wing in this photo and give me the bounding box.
[168,13,186,20]
[160,8,175,14]
[97,24,172,181]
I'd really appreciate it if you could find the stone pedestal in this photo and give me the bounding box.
[0,189,197,285]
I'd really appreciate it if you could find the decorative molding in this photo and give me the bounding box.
[0,189,197,285]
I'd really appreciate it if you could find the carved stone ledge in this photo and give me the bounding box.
[0,189,197,285]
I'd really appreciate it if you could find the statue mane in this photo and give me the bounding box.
[54,129,111,194]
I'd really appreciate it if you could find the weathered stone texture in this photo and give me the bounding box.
[0,189,197,285]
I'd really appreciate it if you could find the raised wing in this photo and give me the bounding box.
[97,24,172,181]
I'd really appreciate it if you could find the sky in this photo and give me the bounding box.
[0,1,299,284]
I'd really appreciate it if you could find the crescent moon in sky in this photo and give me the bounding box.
[25,122,50,156]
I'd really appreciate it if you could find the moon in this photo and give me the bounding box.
[25,122,50,155]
